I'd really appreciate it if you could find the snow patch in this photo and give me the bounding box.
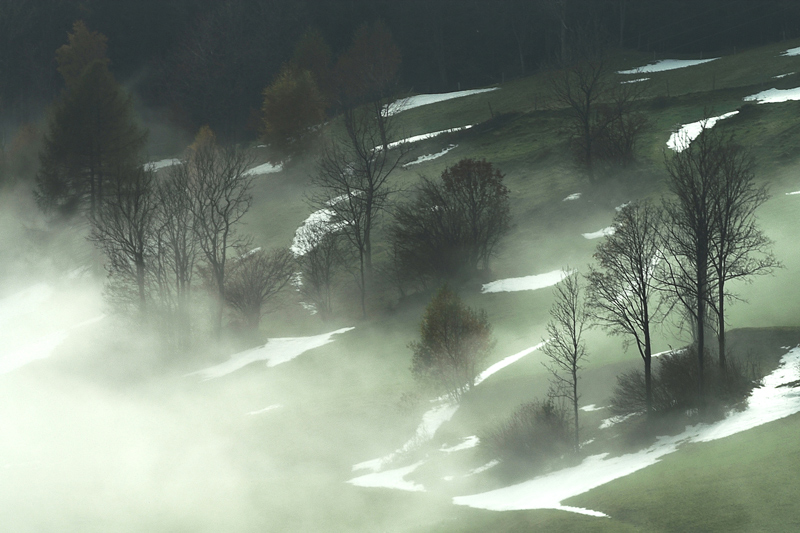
[667,111,739,152]
[403,144,457,167]
[244,162,283,175]
[582,227,615,240]
[617,58,719,74]
[468,459,500,476]
[384,88,498,116]
[580,404,604,412]
[348,461,426,492]
[386,125,473,150]
[786,191,800,196]
[744,86,800,104]
[474,341,548,386]
[621,77,650,84]
[781,46,800,56]
[144,159,181,172]
[563,193,581,201]
[599,413,635,429]
[481,269,572,293]
[247,404,282,416]
[454,347,800,516]
[774,72,796,79]
[190,327,354,380]
[440,436,480,453]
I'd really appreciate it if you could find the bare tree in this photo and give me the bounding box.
[225,247,296,331]
[153,164,198,342]
[294,221,344,320]
[89,165,157,314]
[186,141,254,335]
[708,138,779,368]
[311,107,409,317]
[661,125,723,398]
[542,271,588,452]
[587,201,666,414]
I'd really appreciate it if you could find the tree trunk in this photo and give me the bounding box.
[572,366,579,452]
[215,270,225,338]
[644,329,653,414]
[359,249,366,319]
[718,282,726,369]
[135,257,146,314]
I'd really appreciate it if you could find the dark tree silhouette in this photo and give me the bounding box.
[587,201,666,414]
[542,271,588,452]
[225,247,296,331]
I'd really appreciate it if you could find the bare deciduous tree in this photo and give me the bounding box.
[89,165,157,314]
[542,271,588,452]
[587,201,666,414]
[311,106,409,317]
[294,221,344,320]
[185,140,254,335]
[708,137,779,368]
[225,247,296,331]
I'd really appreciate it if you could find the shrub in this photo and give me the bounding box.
[609,347,762,418]
[481,399,572,475]
[410,285,493,401]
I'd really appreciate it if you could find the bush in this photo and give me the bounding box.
[410,285,493,401]
[390,158,511,284]
[610,347,762,418]
[480,399,572,475]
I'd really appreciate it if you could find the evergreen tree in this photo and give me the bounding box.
[36,59,147,218]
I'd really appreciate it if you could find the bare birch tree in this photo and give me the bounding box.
[542,270,588,452]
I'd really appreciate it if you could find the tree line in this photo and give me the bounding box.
[2,0,799,136]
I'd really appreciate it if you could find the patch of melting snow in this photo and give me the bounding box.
[563,193,581,201]
[621,77,650,84]
[403,144,457,167]
[786,191,800,196]
[386,125,473,150]
[384,88,498,116]
[352,402,460,474]
[440,436,480,453]
[615,202,630,212]
[774,72,796,79]
[0,315,104,375]
[144,159,181,172]
[468,459,500,476]
[190,327,354,380]
[617,58,719,75]
[244,161,283,175]
[781,46,800,56]
[453,347,800,517]
[481,269,572,293]
[580,404,605,412]
[744,86,800,104]
[582,227,615,240]
[350,342,547,488]
[348,461,427,492]
[667,111,739,152]
[474,341,548,386]
[247,404,282,416]
[599,413,635,429]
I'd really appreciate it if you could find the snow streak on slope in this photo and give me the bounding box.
[582,227,615,240]
[386,125,473,149]
[667,111,739,152]
[384,88,498,116]
[454,347,800,517]
[244,162,283,175]
[348,343,548,489]
[404,144,457,167]
[144,159,181,171]
[781,46,800,56]
[744,86,800,104]
[481,270,571,293]
[190,327,354,380]
[617,58,718,74]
